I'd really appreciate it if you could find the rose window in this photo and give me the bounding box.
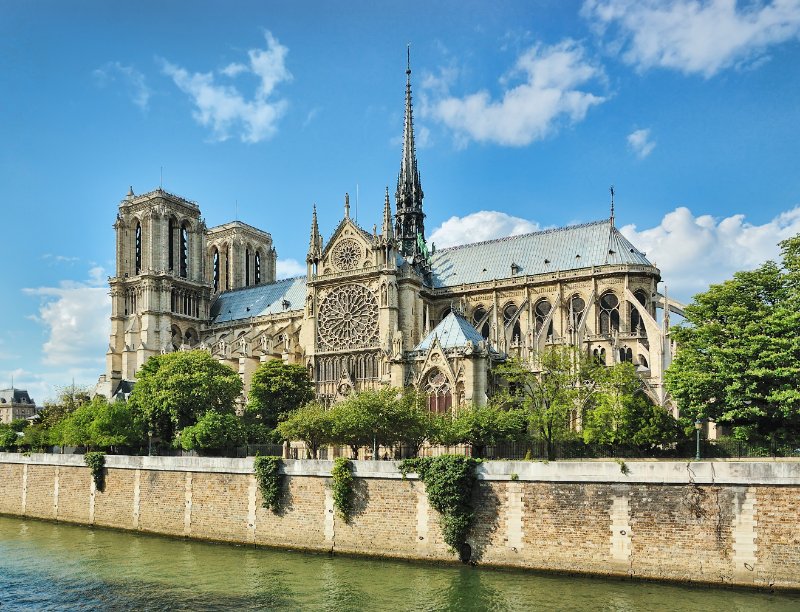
[317,284,379,350]
[331,239,362,271]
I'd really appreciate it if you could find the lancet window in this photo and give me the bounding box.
[255,251,261,285]
[472,305,490,340]
[503,302,521,344]
[135,221,142,275]
[599,291,620,335]
[180,222,189,278]
[534,298,553,338]
[630,289,648,335]
[425,369,452,414]
[569,295,585,330]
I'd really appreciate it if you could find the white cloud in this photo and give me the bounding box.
[429,211,541,248]
[276,258,306,279]
[92,62,151,110]
[627,128,656,158]
[162,31,292,143]
[423,40,606,147]
[23,267,110,368]
[582,0,800,77]
[620,205,800,301]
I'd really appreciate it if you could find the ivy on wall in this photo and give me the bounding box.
[84,452,106,492]
[253,455,284,513]
[331,457,354,522]
[400,456,480,560]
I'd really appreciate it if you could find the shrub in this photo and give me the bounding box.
[253,455,284,512]
[84,451,106,491]
[331,457,354,522]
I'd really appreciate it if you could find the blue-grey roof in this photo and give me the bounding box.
[415,311,485,351]
[210,276,307,324]
[429,220,653,289]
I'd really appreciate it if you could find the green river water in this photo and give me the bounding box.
[0,515,798,611]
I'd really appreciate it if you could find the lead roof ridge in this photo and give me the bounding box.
[433,219,610,254]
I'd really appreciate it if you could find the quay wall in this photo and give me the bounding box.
[1,454,798,589]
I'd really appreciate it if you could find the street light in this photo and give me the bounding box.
[695,419,703,461]
[148,429,153,456]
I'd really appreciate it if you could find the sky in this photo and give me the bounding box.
[2,0,800,403]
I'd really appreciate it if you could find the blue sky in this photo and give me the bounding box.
[3,0,800,402]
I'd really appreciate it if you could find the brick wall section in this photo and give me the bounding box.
[628,484,736,583]
[94,468,136,529]
[24,465,55,519]
[55,466,91,524]
[254,475,327,550]
[334,478,421,558]
[190,472,250,543]
[0,463,23,515]
[753,486,800,588]
[1,455,798,590]
[138,470,187,536]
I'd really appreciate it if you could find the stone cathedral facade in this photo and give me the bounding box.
[97,60,682,411]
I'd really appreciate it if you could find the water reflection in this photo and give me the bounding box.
[1,516,798,611]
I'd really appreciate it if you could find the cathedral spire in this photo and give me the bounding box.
[382,186,393,239]
[395,45,426,260]
[307,204,322,263]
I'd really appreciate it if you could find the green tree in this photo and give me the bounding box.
[180,411,247,453]
[0,424,18,450]
[496,348,600,460]
[37,383,92,430]
[439,404,527,458]
[276,402,333,459]
[128,350,243,443]
[584,362,678,450]
[666,235,800,443]
[88,398,143,451]
[329,394,377,458]
[246,360,314,430]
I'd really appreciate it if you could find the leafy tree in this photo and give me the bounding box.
[496,348,600,460]
[180,411,247,452]
[37,383,92,429]
[584,363,678,449]
[8,419,29,432]
[329,394,377,458]
[0,425,18,450]
[666,234,800,443]
[88,398,143,451]
[128,350,243,442]
[14,424,51,452]
[276,402,333,459]
[437,404,527,458]
[246,360,314,430]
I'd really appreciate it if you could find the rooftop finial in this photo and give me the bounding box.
[407,43,411,75]
[344,192,350,219]
[609,185,615,228]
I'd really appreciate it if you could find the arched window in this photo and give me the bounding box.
[569,295,585,330]
[225,245,230,290]
[212,248,220,293]
[255,251,261,284]
[245,248,251,287]
[630,289,648,335]
[425,369,452,414]
[599,291,620,335]
[534,298,553,338]
[135,221,142,275]
[592,347,607,365]
[472,305,490,340]
[171,325,182,351]
[619,347,634,363]
[503,302,521,343]
[168,218,177,272]
[184,328,198,348]
[180,222,189,278]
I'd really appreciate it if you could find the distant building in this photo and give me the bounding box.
[0,388,37,424]
[97,55,684,413]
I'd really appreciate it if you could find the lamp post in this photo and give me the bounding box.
[695,419,703,461]
[148,429,153,456]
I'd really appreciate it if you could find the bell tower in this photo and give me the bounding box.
[105,187,211,392]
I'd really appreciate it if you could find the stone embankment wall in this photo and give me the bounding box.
[1,454,798,589]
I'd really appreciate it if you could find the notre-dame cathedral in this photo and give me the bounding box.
[96,58,682,411]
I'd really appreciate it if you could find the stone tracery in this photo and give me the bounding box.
[317,284,379,351]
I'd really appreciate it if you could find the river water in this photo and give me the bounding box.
[1,516,798,611]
